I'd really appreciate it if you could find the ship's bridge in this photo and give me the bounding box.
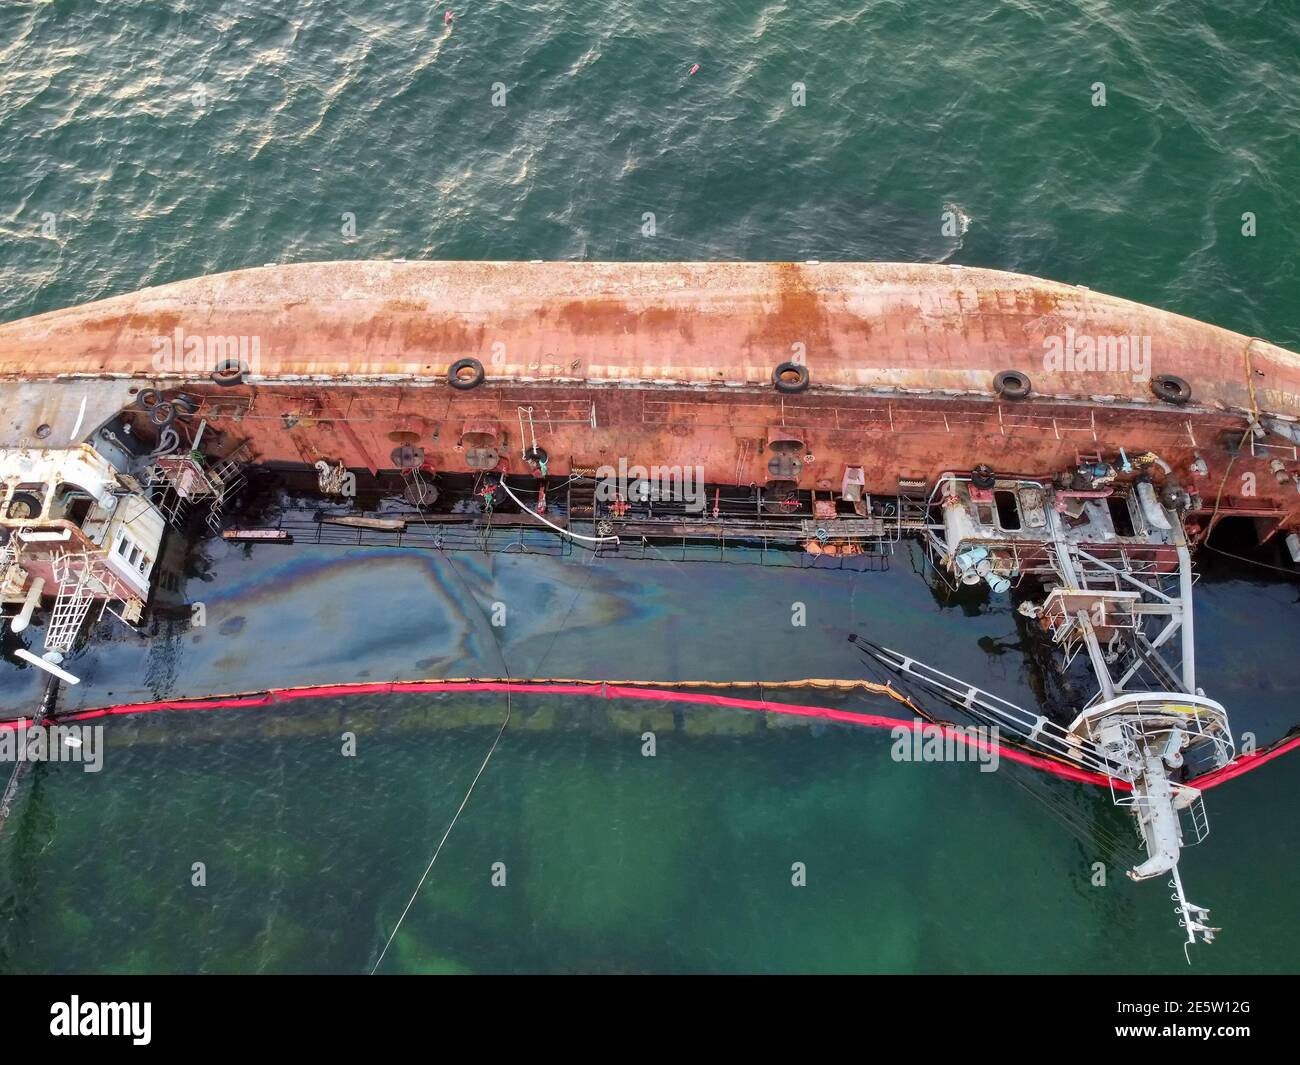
[0,446,165,623]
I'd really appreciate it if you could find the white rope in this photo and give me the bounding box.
[516,405,538,458]
[497,478,619,545]
[370,473,610,971]
[371,512,514,974]
[370,707,510,974]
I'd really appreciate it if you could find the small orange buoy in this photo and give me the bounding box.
[689,63,700,76]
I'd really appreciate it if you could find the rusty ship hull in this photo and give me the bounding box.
[5,258,1289,951]
[5,260,1293,949]
[1,260,1298,543]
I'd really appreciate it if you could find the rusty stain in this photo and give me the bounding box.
[749,261,834,358]
[555,299,695,342]
[0,261,1296,524]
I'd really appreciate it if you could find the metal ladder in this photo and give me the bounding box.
[897,477,930,529]
[146,466,191,530]
[203,447,251,534]
[205,472,245,535]
[567,463,597,518]
[0,537,14,585]
[45,557,97,654]
[1181,793,1211,847]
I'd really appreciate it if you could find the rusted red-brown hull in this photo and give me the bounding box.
[2,261,1297,532]
[178,380,1239,491]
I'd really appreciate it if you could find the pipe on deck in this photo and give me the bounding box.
[10,576,45,633]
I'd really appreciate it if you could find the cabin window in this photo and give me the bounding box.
[116,536,131,557]
[129,545,141,566]
[994,490,1022,531]
[1108,495,1136,537]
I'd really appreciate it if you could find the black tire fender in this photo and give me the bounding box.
[211,359,248,387]
[994,370,1031,400]
[971,464,997,490]
[772,361,810,393]
[6,491,43,520]
[1151,374,1192,405]
[448,358,486,390]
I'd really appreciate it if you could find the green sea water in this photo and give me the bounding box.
[1,0,1299,973]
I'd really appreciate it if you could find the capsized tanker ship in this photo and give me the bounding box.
[2,260,1299,953]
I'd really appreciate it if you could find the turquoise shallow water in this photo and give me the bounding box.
[1,0,1299,972]
[1,689,1298,975]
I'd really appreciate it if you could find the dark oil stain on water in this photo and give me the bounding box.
[1,0,1299,972]
[1,540,1298,974]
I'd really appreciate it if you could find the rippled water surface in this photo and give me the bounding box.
[1,0,1298,972]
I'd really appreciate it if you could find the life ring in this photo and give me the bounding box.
[1151,374,1192,405]
[971,464,996,490]
[211,359,248,387]
[772,361,810,393]
[448,358,486,390]
[994,370,1031,400]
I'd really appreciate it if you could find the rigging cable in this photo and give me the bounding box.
[1199,425,1300,579]
[369,696,510,973]
[370,500,515,974]
[0,675,59,838]
[497,477,618,545]
[374,484,612,969]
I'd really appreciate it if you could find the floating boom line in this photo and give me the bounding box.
[2,675,1291,792]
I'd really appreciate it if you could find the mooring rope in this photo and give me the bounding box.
[367,513,517,974]
[497,477,618,545]
[1198,423,1300,578]
[369,706,509,974]
[0,677,58,838]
